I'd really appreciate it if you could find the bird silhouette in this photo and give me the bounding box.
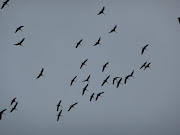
[101,75,110,86]
[11,98,17,106]
[1,0,9,9]
[36,68,44,79]
[70,76,77,86]
[144,62,151,70]
[82,75,90,82]
[10,102,18,113]
[124,75,130,84]
[140,61,147,69]
[141,44,149,55]
[109,25,117,33]
[14,38,25,47]
[0,109,7,120]
[15,26,24,33]
[129,70,134,78]
[178,17,180,24]
[97,6,105,15]
[95,92,104,101]
[76,39,83,48]
[116,78,122,88]
[90,93,95,102]
[82,84,89,96]
[113,77,120,85]
[68,102,78,112]
[93,37,101,46]
[57,109,63,121]
[102,62,109,72]
[80,59,88,69]
[57,100,62,112]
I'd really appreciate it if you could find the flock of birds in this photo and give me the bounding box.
[0,0,179,123]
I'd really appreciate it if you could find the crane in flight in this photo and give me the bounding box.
[93,37,101,46]
[14,38,25,47]
[109,25,117,33]
[113,77,120,85]
[57,100,62,112]
[70,76,77,86]
[68,102,78,112]
[57,109,63,121]
[140,61,147,69]
[11,98,17,106]
[141,44,149,55]
[116,78,122,88]
[144,62,151,70]
[90,93,95,102]
[82,84,89,96]
[95,92,104,101]
[1,0,9,9]
[80,59,88,69]
[101,75,110,86]
[36,68,44,79]
[102,62,109,72]
[97,6,105,15]
[124,75,130,84]
[76,39,83,48]
[0,109,7,120]
[82,75,90,82]
[15,26,24,33]
[10,102,18,113]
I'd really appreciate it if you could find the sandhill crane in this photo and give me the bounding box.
[68,102,78,112]
[57,109,62,121]
[116,78,122,88]
[1,0,9,9]
[124,75,130,84]
[113,77,120,85]
[90,93,95,102]
[14,38,25,47]
[0,109,7,120]
[82,84,88,96]
[141,44,149,55]
[10,102,18,113]
[101,75,110,86]
[109,25,117,33]
[57,100,62,112]
[11,98,17,106]
[144,62,151,70]
[70,76,77,86]
[82,75,90,82]
[140,61,147,69]
[95,92,104,101]
[93,37,101,46]
[36,68,44,79]
[102,62,109,72]
[97,7,105,15]
[129,70,134,78]
[15,26,24,33]
[80,59,88,69]
[76,39,83,48]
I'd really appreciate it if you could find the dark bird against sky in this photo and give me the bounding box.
[82,75,90,82]
[93,37,101,46]
[141,44,149,55]
[76,39,83,48]
[10,102,18,113]
[97,6,105,15]
[102,62,109,72]
[90,93,95,102]
[116,78,122,88]
[109,25,117,33]
[14,38,25,47]
[36,68,44,79]
[113,77,120,85]
[101,75,110,86]
[68,102,78,112]
[144,62,151,70]
[1,0,9,9]
[0,109,7,120]
[80,59,88,69]
[140,61,147,69]
[70,76,77,86]
[15,26,24,33]
[11,98,17,106]
[178,17,180,24]
[57,109,62,121]
[82,84,88,96]
[57,100,62,112]
[95,92,104,101]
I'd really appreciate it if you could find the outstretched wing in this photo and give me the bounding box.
[1,3,6,9]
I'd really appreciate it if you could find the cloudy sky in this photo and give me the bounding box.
[0,0,180,135]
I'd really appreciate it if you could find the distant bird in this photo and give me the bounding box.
[113,77,120,85]
[101,75,110,86]
[0,109,7,120]
[82,84,88,96]
[144,62,151,70]
[82,75,90,82]
[70,76,77,86]
[68,102,78,112]
[178,17,180,24]
[90,93,95,102]
[93,37,101,46]
[15,26,24,33]
[129,70,134,78]
[109,25,117,33]
[57,100,62,112]
[36,68,44,79]
[97,6,105,15]
[57,109,62,121]
[11,98,17,106]
[1,0,9,9]
[124,75,130,84]
[141,44,149,55]
[140,61,147,69]
[95,92,104,101]
[116,78,122,88]
[76,39,83,48]
[80,59,88,69]
[102,62,109,72]
[14,38,25,47]
[10,102,18,113]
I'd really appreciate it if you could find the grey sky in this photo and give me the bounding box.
[0,0,180,135]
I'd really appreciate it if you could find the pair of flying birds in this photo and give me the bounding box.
[13,26,25,47]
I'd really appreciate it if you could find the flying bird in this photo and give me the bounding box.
[82,84,88,96]
[95,92,104,101]
[102,62,109,72]
[97,6,105,15]
[113,77,120,85]
[36,68,44,79]
[68,102,78,112]
[15,26,24,33]
[109,25,117,33]
[144,62,151,70]
[57,100,62,112]
[178,17,180,24]
[90,93,95,102]
[11,98,17,106]
[141,44,149,55]
[82,75,90,82]
[116,78,122,88]
[101,75,110,86]
[0,109,7,120]
[10,102,18,113]
[124,75,130,84]
[70,76,77,86]
[1,0,9,9]
[76,39,83,48]
[80,59,88,69]
[14,38,25,47]
[93,37,101,46]
[140,61,147,69]
[57,109,62,121]
[129,70,134,78]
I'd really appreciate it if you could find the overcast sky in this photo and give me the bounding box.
[0,0,180,135]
